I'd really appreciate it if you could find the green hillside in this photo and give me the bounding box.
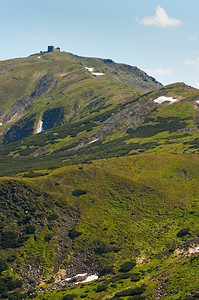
[0,52,161,145]
[0,52,199,299]
[1,155,199,299]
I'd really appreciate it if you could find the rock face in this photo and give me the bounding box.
[2,75,54,124]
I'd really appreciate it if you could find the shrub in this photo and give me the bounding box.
[17,235,29,247]
[115,285,146,297]
[119,260,136,272]
[72,189,87,197]
[26,225,36,234]
[7,255,17,262]
[7,278,23,290]
[44,233,53,242]
[62,295,77,300]
[47,212,59,221]
[68,228,82,239]
[96,283,108,293]
[1,231,18,248]
[7,293,23,300]
[0,276,22,293]
[95,241,112,254]
[127,296,146,300]
[177,228,190,238]
[131,273,141,282]
[0,259,8,273]
[99,265,114,276]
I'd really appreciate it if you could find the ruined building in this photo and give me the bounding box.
[40,46,60,54]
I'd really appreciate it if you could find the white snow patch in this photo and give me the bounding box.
[85,67,94,72]
[82,275,98,283]
[74,274,99,285]
[92,72,104,76]
[195,246,199,253]
[38,56,41,59]
[36,120,44,134]
[154,96,178,104]
[75,273,87,278]
[196,101,199,105]
[0,123,2,126]
[64,277,72,281]
[89,138,99,144]
[85,67,104,76]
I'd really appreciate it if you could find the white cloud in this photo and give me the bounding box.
[145,67,173,76]
[183,57,199,68]
[138,5,182,28]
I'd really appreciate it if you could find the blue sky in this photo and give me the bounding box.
[0,0,199,88]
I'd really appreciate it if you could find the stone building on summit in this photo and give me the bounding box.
[40,46,60,54]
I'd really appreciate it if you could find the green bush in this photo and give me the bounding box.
[95,241,112,254]
[44,233,53,242]
[17,235,29,247]
[47,212,59,221]
[62,294,77,300]
[127,296,146,300]
[26,224,36,234]
[99,265,114,276]
[1,230,18,248]
[119,260,136,272]
[7,255,17,262]
[0,258,8,273]
[96,283,108,292]
[0,277,22,293]
[68,228,82,239]
[131,273,141,282]
[72,189,87,197]
[177,228,190,238]
[114,285,146,297]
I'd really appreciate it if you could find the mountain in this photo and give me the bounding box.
[0,52,161,145]
[0,52,199,299]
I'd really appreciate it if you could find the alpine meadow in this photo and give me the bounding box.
[0,43,199,300]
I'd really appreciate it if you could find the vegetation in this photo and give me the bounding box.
[0,52,199,299]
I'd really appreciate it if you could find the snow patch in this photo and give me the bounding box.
[85,67,94,72]
[196,101,199,105]
[0,123,2,126]
[82,275,98,283]
[36,120,44,134]
[75,273,87,278]
[92,72,105,76]
[89,138,99,144]
[154,96,178,104]
[74,274,99,285]
[85,67,104,76]
[64,277,72,281]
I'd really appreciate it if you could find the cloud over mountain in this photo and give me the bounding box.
[138,5,182,28]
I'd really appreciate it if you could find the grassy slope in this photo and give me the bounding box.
[1,54,199,299]
[0,52,161,145]
[1,154,199,299]
[0,83,199,176]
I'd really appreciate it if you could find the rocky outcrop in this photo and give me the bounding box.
[2,75,54,124]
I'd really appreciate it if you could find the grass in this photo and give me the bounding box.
[1,154,199,298]
[1,53,199,299]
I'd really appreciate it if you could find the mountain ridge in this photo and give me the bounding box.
[0,51,199,299]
